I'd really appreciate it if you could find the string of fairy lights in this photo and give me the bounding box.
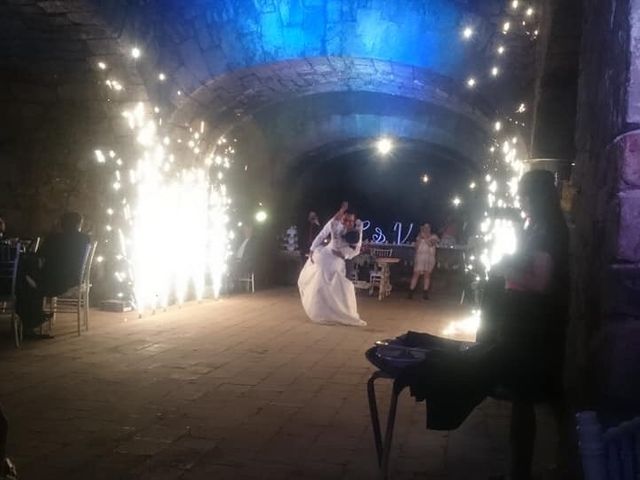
[93,46,234,314]
[443,0,539,337]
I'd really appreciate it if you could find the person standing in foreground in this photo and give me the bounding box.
[408,223,439,299]
[297,201,365,326]
[300,211,322,260]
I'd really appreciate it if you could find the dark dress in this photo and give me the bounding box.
[396,218,569,430]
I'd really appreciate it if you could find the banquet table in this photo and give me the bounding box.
[360,243,468,266]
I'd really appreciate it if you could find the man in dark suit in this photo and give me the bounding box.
[300,211,321,260]
[16,211,90,337]
[230,224,257,291]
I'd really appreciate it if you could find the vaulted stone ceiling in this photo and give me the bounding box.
[0,0,542,231]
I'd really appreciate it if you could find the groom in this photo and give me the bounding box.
[309,202,357,263]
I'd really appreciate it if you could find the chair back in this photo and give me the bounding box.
[577,411,640,480]
[371,248,393,258]
[79,241,98,289]
[0,243,20,297]
[28,237,41,253]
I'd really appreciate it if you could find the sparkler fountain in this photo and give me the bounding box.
[93,50,233,315]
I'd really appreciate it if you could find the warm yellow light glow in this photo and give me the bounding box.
[131,47,141,59]
[255,210,268,223]
[526,7,534,16]
[443,309,481,338]
[97,62,107,70]
[491,66,499,77]
[462,27,474,39]
[497,45,506,55]
[452,196,462,207]
[421,174,430,183]
[158,73,166,81]
[503,22,511,33]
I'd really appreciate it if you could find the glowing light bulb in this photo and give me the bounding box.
[452,197,462,207]
[503,22,511,33]
[512,0,519,8]
[376,137,393,155]
[462,27,474,39]
[96,256,104,263]
[491,66,499,77]
[97,62,107,70]
[469,182,476,190]
[497,45,506,55]
[94,150,106,163]
[466,77,477,88]
[158,73,166,81]
[131,47,141,59]
[255,210,268,223]
[421,174,430,184]
[517,103,527,113]
[494,121,502,131]
[526,7,534,16]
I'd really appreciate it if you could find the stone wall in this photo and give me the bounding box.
[0,1,147,236]
[570,0,640,410]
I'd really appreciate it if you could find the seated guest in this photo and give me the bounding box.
[230,224,257,290]
[16,211,90,338]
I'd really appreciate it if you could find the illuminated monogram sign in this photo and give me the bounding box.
[362,221,414,245]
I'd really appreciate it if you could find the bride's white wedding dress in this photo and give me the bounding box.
[297,218,366,326]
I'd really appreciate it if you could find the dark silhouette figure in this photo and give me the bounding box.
[16,212,90,336]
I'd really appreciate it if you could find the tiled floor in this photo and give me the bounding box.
[0,288,557,479]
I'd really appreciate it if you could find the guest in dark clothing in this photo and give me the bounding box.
[300,211,322,259]
[16,211,90,337]
[397,170,570,479]
[229,224,257,291]
[0,405,16,479]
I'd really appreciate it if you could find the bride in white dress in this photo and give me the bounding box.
[298,202,366,326]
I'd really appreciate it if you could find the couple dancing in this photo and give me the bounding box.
[297,202,366,327]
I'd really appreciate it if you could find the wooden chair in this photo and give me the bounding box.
[577,411,640,479]
[43,241,97,336]
[0,243,22,347]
